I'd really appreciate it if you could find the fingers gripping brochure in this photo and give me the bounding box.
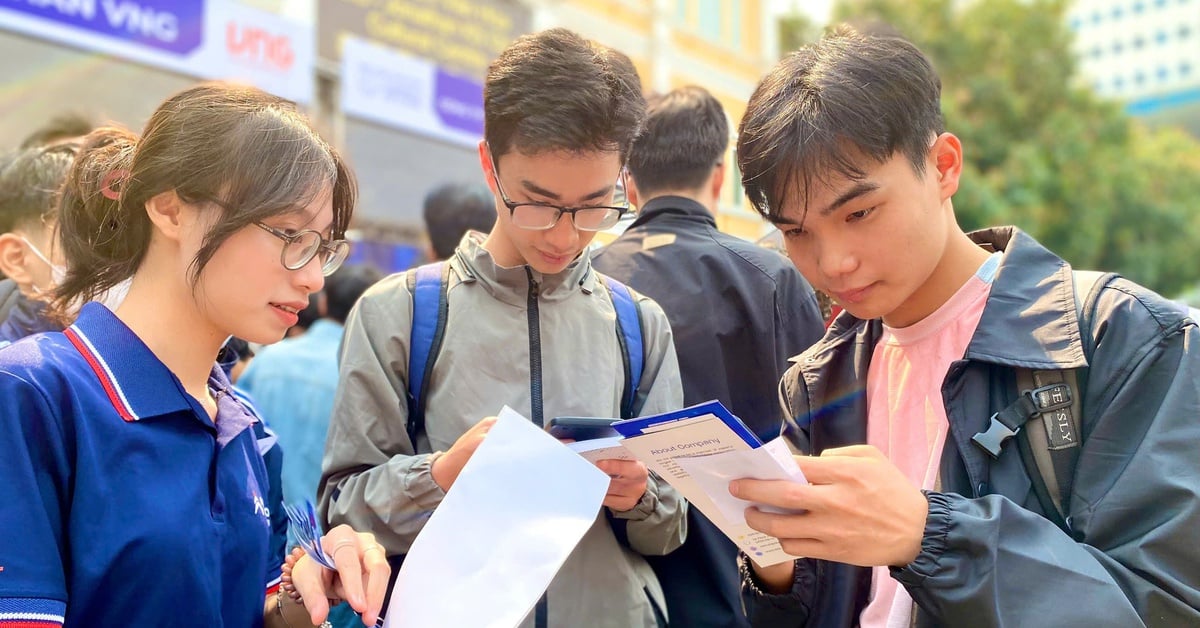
[612,400,807,567]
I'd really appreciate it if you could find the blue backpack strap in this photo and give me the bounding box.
[603,275,644,419]
[406,262,450,443]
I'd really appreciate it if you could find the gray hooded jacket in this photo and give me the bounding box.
[320,233,687,627]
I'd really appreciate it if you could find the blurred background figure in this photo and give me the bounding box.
[19,112,96,149]
[0,143,76,344]
[237,263,384,507]
[421,181,494,261]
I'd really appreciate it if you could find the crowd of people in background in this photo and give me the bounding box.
[0,21,1197,628]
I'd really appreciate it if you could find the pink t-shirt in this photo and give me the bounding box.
[860,253,999,628]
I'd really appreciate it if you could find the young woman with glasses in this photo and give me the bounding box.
[0,83,388,628]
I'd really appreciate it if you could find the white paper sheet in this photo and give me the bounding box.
[675,437,807,525]
[567,436,635,463]
[383,407,610,628]
[619,418,805,567]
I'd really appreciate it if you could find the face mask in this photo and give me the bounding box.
[20,237,66,296]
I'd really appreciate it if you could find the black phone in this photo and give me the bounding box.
[546,416,620,441]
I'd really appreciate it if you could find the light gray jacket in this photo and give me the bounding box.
[320,234,688,627]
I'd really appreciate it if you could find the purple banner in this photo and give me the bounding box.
[4,0,204,55]
[434,68,484,137]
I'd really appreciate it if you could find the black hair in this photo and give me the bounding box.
[484,28,646,161]
[52,83,356,316]
[628,85,729,196]
[19,112,96,149]
[295,292,322,332]
[324,264,383,324]
[422,182,495,259]
[0,143,77,234]
[737,26,944,223]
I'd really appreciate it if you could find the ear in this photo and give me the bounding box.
[930,132,963,201]
[143,190,186,242]
[710,162,727,200]
[478,140,498,195]
[625,176,641,208]
[0,233,33,288]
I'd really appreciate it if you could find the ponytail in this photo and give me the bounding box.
[50,126,141,319]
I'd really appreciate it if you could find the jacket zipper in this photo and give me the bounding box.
[526,268,548,628]
[526,268,544,427]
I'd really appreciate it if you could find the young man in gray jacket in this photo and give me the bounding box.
[319,29,687,628]
[730,27,1200,626]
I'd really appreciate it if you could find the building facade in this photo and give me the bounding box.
[1069,0,1200,133]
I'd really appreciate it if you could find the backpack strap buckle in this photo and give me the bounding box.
[972,383,1072,458]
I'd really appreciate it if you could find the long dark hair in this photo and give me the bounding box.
[52,82,355,316]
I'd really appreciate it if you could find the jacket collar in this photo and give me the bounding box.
[65,302,237,428]
[813,226,1088,369]
[449,231,599,308]
[629,195,718,230]
[964,226,1088,369]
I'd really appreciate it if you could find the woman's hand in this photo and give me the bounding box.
[291,526,391,626]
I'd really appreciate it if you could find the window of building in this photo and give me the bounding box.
[1157,66,1170,81]
[1114,76,1126,91]
[1112,40,1125,54]
[1180,25,1193,38]
[1134,70,1146,85]
[1112,5,1124,18]
[1157,30,1169,44]
[1182,61,1193,76]
[1133,35,1146,48]
[1133,0,1146,12]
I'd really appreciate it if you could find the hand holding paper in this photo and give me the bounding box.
[384,407,609,628]
[612,401,807,567]
[430,415,498,491]
[595,458,650,512]
[731,444,928,569]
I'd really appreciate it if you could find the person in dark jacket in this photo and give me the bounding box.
[592,85,824,628]
[728,26,1200,626]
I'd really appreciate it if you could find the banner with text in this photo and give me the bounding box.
[0,0,313,103]
[341,35,484,148]
[317,0,529,81]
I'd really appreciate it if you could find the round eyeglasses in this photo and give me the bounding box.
[489,152,630,232]
[255,222,350,276]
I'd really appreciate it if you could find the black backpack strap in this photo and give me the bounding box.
[973,269,1112,533]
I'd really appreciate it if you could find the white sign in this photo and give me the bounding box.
[341,34,485,148]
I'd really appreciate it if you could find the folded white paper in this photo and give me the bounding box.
[675,437,807,525]
[615,402,806,567]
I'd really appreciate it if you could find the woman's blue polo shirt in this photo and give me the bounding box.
[0,303,282,627]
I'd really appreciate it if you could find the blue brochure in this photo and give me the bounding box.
[611,400,763,448]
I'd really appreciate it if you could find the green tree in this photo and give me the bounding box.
[776,0,1200,296]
